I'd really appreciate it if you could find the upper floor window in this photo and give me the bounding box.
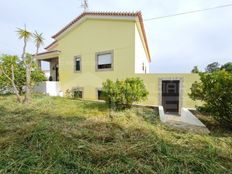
[96,51,113,71]
[75,56,81,72]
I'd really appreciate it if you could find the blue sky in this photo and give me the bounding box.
[0,0,232,73]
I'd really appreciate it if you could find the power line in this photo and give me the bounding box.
[144,3,232,21]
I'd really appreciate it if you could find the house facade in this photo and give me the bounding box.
[35,12,199,113]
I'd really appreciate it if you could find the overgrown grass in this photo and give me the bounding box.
[191,110,232,137]
[0,95,231,173]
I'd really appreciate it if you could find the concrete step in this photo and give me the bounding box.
[164,120,210,135]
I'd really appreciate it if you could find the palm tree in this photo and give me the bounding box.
[16,25,32,103]
[33,31,44,55]
[16,25,31,59]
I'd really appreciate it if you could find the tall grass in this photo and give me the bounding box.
[0,95,231,173]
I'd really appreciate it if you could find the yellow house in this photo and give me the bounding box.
[35,11,199,113]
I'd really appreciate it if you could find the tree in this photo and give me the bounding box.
[102,77,149,110]
[16,26,32,103]
[221,62,232,73]
[189,70,232,126]
[0,55,22,102]
[205,62,220,73]
[191,66,200,73]
[33,31,44,55]
[0,54,46,101]
[16,26,31,60]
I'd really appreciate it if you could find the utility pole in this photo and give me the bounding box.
[81,0,89,12]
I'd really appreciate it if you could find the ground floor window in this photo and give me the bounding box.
[73,88,83,99]
[97,90,105,100]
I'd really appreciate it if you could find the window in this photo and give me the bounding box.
[75,57,81,72]
[97,90,105,100]
[96,51,113,70]
[73,88,83,99]
[142,63,145,71]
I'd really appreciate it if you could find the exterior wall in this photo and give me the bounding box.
[47,18,199,108]
[57,18,136,96]
[134,25,150,74]
[33,81,60,96]
[135,74,200,108]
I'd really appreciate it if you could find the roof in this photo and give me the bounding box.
[46,11,151,61]
[45,40,57,50]
[35,50,60,56]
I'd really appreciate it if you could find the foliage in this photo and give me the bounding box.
[16,26,31,59]
[33,31,44,54]
[102,77,148,110]
[0,54,46,95]
[191,66,200,73]
[16,27,31,41]
[189,70,232,126]
[221,62,232,73]
[205,62,220,73]
[0,95,231,173]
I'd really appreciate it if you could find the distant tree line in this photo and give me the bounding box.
[191,62,232,73]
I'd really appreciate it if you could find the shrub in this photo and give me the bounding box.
[102,77,148,110]
[189,70,232,126]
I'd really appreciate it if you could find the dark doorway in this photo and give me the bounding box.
[162,80,180,114]
[55,66,59,81]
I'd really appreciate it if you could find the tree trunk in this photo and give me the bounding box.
[10,65,22,103]
[22,39,32,104]
[36,46,39,55]
[24,63,31,104]
[21,38,27,60]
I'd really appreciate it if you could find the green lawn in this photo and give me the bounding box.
[0,95,231,174]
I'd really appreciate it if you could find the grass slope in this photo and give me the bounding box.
[0,95,231,174]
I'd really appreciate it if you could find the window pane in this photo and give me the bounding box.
[76,59,80,71]
[74,90,82,98]
[98,90,105,100]
[98,53,112,65]
[98,64,111,69]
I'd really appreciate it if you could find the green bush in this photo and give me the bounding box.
[189,70,232,126]
[102,77,148,110]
